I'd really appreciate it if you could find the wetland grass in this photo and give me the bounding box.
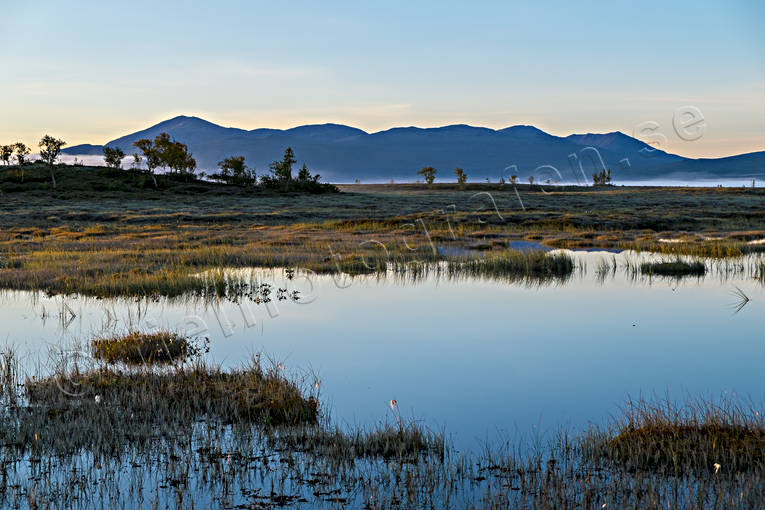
[268,421,444,461]
[445,250,575,280]
[91,330,206,364]
[591,396,765,475]
[0,343,763,509]
[639,259,707,277]
[2,178,765,299]
[24,357,319,428]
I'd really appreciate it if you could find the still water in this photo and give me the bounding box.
[1,250,762,449]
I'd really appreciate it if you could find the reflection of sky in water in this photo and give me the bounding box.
[0,252,763,450]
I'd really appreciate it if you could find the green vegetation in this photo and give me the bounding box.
[592,167,612,185]
[38,134,66,188]
[102,146,125,169]
[209,155,256,186]
[455,166,467,189]
[261,147,332,192]
[418,165,437,185]
[12,141,30,165]
[133,132,196,185]
[0,144,13,166]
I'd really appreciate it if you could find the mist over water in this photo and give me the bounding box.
[54,154,763,187]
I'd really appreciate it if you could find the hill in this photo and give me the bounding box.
[62,116,765,183]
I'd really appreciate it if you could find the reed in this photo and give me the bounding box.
[24,355,319,430]
[91,330,206,365]
[445,250,575,280]
[0,344,762,510]
[639,259,707,277]
[588,395,765,475]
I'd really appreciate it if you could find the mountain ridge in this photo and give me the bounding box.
[63,115,765,182]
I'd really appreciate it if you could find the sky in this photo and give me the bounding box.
[1,1,763,158]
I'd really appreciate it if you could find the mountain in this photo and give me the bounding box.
[107,116,249,148]
[566,132,681,160]
[62,115,765,182]
[63,143,104,155]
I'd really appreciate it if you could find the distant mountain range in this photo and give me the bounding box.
[63,116,765,183]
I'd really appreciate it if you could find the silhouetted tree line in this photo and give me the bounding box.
[130,133,196,186]
[208,147,332,192]
[1,135,66,188]
[593,168,612,186]
[2,133,336,193]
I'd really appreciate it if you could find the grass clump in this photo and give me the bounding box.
[1,345,764,510]
[24,356,319,428]
[274,422,444,461]
[594,396,765,474]
[447,250,574,280]
[639,259,706,277]
[92,330,206,364]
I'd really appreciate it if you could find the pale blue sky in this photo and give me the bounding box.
[1,0,763,157]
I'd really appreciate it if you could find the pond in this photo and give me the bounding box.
[1,250,762,450]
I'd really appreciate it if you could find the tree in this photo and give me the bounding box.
[418,166,437,186]
[0,145,13,165]
[133,139,160,187]
[151,133,195,176]
[11,143,31,182]
[164,140,196,175]
[131,153,142,169]
[269,147,296,190]
[592,168,612,186]
[39,135,66,166]
[455,167,467,189]
[152,132,173,172]
[134,132,197,184]
[14,142,30,165]
[297,163,311,182]
[295,162,321,183]
[103,147,125,169]
[272,147,296,181]
[218,156,245,178]
[214,156,255,186]
[39,135,66,189]
[528,175,534,186]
